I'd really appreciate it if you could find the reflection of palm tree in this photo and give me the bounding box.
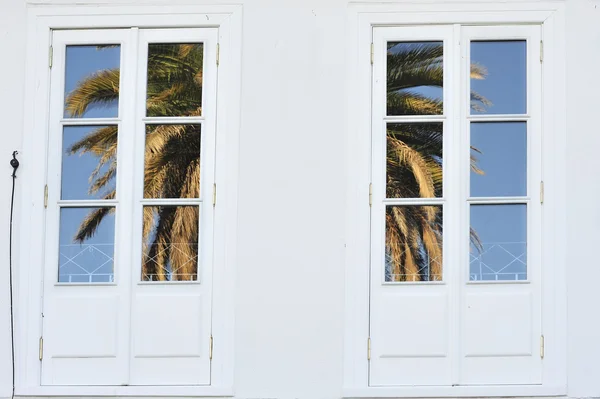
[386,43,487,281]
[66,44,204,281]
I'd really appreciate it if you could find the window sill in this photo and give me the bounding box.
[343,384,566,398]
[16,385,234,397]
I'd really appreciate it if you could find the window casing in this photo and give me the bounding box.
[344,4,566,397]
[17,6,240,396]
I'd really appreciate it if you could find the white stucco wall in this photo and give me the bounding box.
[0,0,598,398]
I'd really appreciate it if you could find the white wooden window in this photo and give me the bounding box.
[43,26,217,386]
[344,4,567,396]
[17,7,240,394]
[370,24,542,387]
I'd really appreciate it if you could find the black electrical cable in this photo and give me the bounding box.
[9,151,19,399]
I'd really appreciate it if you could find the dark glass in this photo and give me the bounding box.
[470,204,527,281]
[61,125,118,200]
[142,206,199,282]
[387,123,443,199]
[385,205,443,282]
[58,207,116,283]
[64,45,121,118]
[470,41,527,114]
[387,41,443,116]
[146,43,204,117]
[143,124,201,199]
[470,122,527,197]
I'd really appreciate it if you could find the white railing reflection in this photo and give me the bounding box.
[470,241,526,281]
[59,242,199,283]
[59,243,114,283]
[142,273,198,281]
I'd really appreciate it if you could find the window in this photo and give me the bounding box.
[16,7,240,393]
[344,5,566,394]
[41,27,218,386]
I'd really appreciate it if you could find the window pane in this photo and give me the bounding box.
[61,125,117,200]
[144,124,201,199]
[64,45,120,118]
[470,122,527,197]
[387,41,443,116]
[58,207,115,283]
[146,43,204,117]
[470,204,527,281]
[385,205,443,282]
[142,206,199,282]
[470,41,526,115]
[387,123,443,198]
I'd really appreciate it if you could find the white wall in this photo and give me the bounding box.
[0,0,28,397]
[565,0,600,397]
[0,0,599,398]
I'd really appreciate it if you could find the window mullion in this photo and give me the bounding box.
[446,23,463,387]
[114,26,140,385]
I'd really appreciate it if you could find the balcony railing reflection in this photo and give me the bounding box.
[470,241,527,281]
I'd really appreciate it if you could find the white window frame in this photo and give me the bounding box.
[343,2,566,397]
[16,4,242,397]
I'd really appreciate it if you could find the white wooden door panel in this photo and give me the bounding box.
[43,293,124,385]
[130,291,211,385]
[459,25,543,386]
[370,288,451,386]
[126,27,217,386]
[369,25,454,387]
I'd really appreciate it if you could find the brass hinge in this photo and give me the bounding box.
[49,46,53,69]
[540,40,543,63]
[370,42,374,65]
[540,335,545,359]
[212,183,217,207]
[39,337,43,361]
[209,335,213,360]
[44,185,48,208]
[540,181,544,204]
[367,337,371,360]
[368,183,373,207]
[216,43,220,66]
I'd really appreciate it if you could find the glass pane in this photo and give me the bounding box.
[385,205,443,282]
[470,204,527,281]
[387,41,443,116]
[146,43,204,117]
[144,124,201,199]
[470,41,526,115]
[64,45,121,118]
[387,123,443,198]
[61,125,117,200]
[470,122,527,197]
[142,206,199,282]
[58,207,115,283]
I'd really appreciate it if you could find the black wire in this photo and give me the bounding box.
[9,151,19,399]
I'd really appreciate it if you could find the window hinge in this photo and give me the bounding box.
[540,181,544,204]
[212,183,217,207]
[540,40,543,63]
[209,335,213,360]
[540,335,545,359]
[39,337,43,361]
[49,46,53,69]
[216,43,220,66]
[370,42,374,65]
[44,185,48,208]
[367,337,371,360]
[369,183,373,207]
